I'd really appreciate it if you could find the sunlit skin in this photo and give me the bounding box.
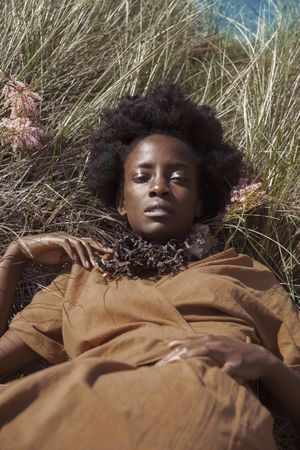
[118,134,203,242]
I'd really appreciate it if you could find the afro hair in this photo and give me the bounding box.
[87,82,242,219]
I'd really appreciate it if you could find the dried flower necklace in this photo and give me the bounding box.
[97,222,219,280]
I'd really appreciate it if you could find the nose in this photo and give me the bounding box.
[149,175,170,198]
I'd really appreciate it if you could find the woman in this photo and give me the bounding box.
[0,83,299,449]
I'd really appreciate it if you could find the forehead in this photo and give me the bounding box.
[125,134,196,170]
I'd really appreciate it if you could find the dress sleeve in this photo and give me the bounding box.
[268,283,300,373]
[193,251,300,374]
[251,260,300,374]
[9,269,71,364]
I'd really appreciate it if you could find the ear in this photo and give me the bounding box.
[117,192,127,216]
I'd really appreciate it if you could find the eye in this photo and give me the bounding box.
[170,175,188,183]
[132,174,150,183]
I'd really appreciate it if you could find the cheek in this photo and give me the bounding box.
[180,188,198,211]
[124,184,147,207]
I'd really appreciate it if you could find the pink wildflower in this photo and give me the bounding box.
[0,117,44,152]
[2,80,41,118]
[230,178,262,204]
[226,177,267,213]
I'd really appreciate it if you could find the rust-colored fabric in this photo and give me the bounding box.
[1,248,299,449]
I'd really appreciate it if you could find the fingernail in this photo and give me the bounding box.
[155,360,166,366]
[168,340,182,347]
[156,356,179,366]
[161,348,187,362]
[174,347,187,356]
[163,356,181,364]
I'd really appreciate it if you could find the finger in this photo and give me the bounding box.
[168,337,197,348]
[222,362,238,377]
[168,340,184,348]
[183,344,211,359]
[84,239,114,255]
[155,358,170,366]
[70,240,91,269]
[157,347,188,365]
[190,342,231,365]
[155,355,182,366]
[62,239,80,264]
[173,341,224,363]
[81,242,97,267]
[168,335,215,349]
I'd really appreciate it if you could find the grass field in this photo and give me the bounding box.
[0,0,299,303]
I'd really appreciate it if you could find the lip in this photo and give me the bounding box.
[144,203,174,217]
[144,210,172,217]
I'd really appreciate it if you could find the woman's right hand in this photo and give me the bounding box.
[13,232,114,269]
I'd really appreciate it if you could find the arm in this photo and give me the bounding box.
[0,242,39,375]
[0,330,39,377]
[0,233,113,376]
[0,241,27,335]
[157,335,300,430]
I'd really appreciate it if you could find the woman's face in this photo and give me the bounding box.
[119,134,202,242]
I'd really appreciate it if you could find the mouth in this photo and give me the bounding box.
[144,203,174,218]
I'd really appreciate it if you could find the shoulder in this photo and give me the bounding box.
[30,264,109,301]
[183,248,281,292]
[187,247,253,271]
[61,263,108,292]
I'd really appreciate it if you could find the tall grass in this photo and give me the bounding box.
[0,0,299,303]
[0,0,200,238]
[188,10,300,303]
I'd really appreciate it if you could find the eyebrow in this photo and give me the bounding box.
[135,162,190,169]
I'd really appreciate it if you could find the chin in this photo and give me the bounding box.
[136,224,188,243]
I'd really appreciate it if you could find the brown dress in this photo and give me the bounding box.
[0,248,299,450]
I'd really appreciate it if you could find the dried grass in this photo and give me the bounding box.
[0,2,299,446]
[0,0,299,302]
[0,0,298,292]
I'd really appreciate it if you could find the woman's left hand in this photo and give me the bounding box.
[156,335,276,381]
